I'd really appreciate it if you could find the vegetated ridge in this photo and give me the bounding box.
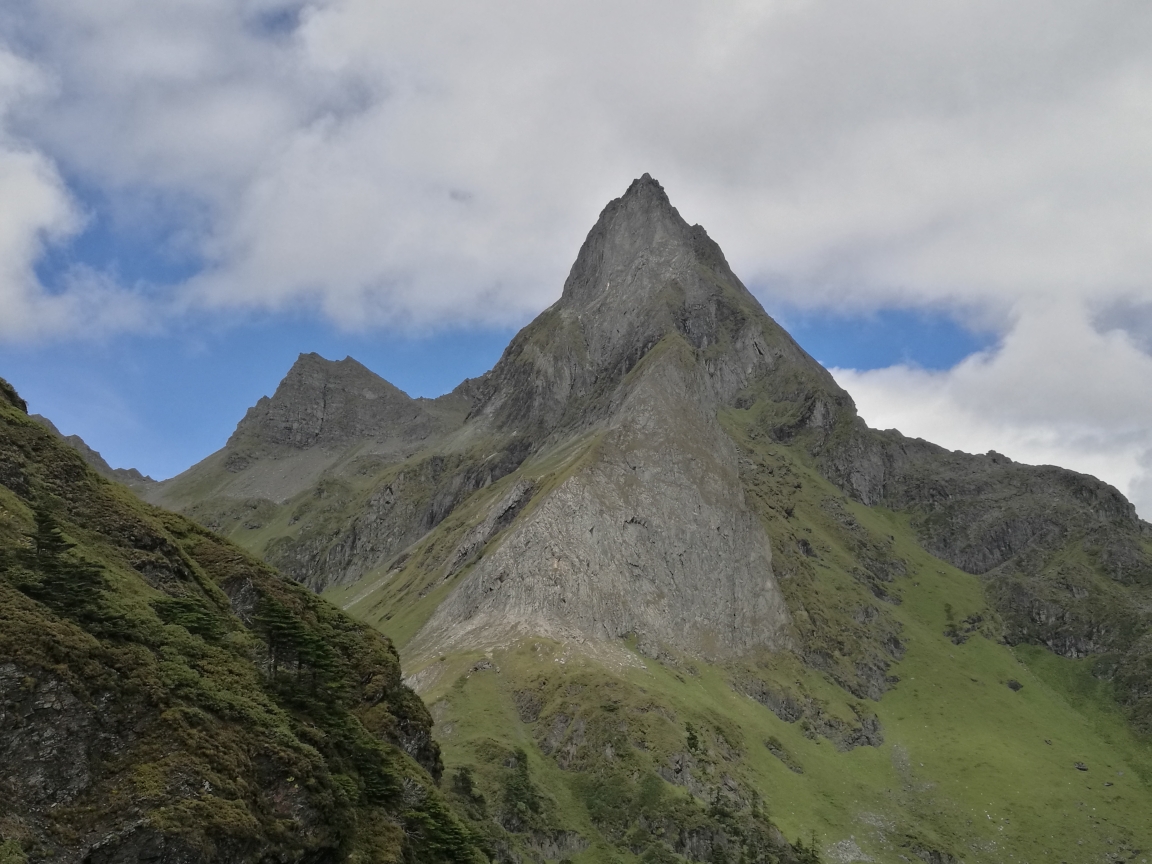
[0,378,485,863]
[97,177,1152,862]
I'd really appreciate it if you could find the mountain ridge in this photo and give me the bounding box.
[124,174,1152,862]
[30,413,156,491]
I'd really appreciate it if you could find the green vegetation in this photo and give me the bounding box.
[318,398,1152,863]
[0,378,484,863]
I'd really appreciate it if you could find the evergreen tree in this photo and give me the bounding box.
[253,596,338,689]
[21,505,107,623]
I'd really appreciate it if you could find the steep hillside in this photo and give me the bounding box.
[143,176,1152,862]
[327,407,1152,864]
[0,377,484,863]
[820,430,1152,733]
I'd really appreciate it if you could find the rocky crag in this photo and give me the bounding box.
[146,353,471,534]
[140,176,1152,862]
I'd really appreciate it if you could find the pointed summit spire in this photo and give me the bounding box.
[617,172,674,209]
[559,173,699,308]
[468,174,845,441]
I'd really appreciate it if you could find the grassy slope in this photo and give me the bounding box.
[322,410,1152,863]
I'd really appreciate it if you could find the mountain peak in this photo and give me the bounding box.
[553,173,745,322]
[618,171,673,208]
[470,174,844,441]
[229,352,426,450]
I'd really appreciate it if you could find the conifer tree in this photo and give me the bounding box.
[23,504,107,623]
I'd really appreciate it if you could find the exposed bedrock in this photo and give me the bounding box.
[411,345,795,660]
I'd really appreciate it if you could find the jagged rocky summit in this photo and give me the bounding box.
[228,353,449,455]
[152,174,1150,705]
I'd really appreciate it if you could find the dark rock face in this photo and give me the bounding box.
[822,426,1143,575]
[230,353,436,450]
[735,676,883,751]
[0,663,106,809]
[818,418,1152,701]
[265,442,534,592]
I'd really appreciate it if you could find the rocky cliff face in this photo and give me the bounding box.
[412,342,794,660]
[410,176,810,659]
[822,421,1144,574]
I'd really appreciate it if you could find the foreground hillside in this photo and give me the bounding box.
[0,378,483,863]
[141,176,1152,863]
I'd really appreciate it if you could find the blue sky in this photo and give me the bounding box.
[0,318,510,478]
[1,1,1150,514]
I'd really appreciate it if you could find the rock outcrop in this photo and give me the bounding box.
[229,353,440,451]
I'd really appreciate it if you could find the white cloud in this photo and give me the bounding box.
[833,298,1152,518]
[0,48,154,341]
[4,0,1147,328]
[1,1,1151,507]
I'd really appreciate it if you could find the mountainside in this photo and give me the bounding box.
[0,378,485,863]
[142,176,1152,863]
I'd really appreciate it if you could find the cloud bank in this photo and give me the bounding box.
[1,0,1150,511]
[833,299,1152,517]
